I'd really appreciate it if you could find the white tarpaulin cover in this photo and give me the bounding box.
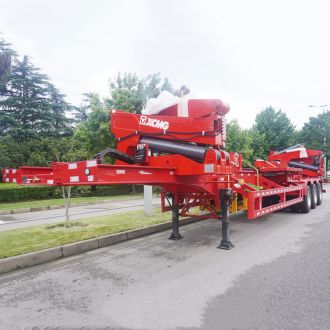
[142,91,195,117]
[142,91,179,115]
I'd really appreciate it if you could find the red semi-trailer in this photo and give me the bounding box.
[2,98,326,249]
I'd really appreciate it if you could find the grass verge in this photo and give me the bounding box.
[0,209,172,259]
[0,194,143,211]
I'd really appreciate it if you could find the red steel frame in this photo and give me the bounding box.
[2,98,326,248]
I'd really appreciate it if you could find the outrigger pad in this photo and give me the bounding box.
[168,232,183,240]
[218,240,235,250]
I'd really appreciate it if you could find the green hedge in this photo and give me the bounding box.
[0,185,143,203]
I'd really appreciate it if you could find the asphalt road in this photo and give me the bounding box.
[0,198,160,231]
[0,190,329,329]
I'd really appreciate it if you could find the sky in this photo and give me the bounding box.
[1,0,329,128]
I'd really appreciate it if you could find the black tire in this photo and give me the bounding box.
[300,185,312,213]
[310,183,317,209]
[316,182,322,205]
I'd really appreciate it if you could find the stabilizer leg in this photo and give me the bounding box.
[218,189,234,250]
[169,196,183,240]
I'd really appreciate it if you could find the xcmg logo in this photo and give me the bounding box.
[139,116,169,130]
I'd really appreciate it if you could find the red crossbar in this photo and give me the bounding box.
[247,186,304,219]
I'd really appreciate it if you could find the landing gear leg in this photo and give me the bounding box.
[169,195,183,240]
[218,189,234,250]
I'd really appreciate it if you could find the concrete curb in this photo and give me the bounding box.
[12,208,31,214]
[48,205,65,210]
[0,196,144,215]
[0,216,202,275]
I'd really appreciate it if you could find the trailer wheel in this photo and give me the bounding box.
[316,182,322,205]
[300,185,312,213]
[310,183,317,209]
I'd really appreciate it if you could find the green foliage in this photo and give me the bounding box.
[0,53,73,141]
[249,128,268,160]
[254,106,295,151]
[0,135,77,174]
[226,120,268,162]
[300,111,330,156]
[73,93,114,158]
[226,108,328,164]
[69,184,142,197]
[0,186,61,202]
[107,72,175,113]
[0,37,74,180]
[72,73,178,159]
[226,119,252,159]
[0,38,16,93]
[289,129,303,146]
[72,93,90,123]
[108,73,145,113]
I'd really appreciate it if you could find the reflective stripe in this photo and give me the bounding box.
[70,176,79,183]
[86,160,97,167]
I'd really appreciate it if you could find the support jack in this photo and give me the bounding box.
[169,232,183,240]
[218,239,235,250]
[217,189,234,250]
[168,195,183,240]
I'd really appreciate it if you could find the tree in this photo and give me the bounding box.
[46,83,73,137]
[0,55,72,141]
[254,107,295,151]
[249,128,268,161]
[289,129,303,146]
[71,93,92,124]
[226,120,252,160]
[0,135,74,172]
[226,120,268,162]
[300,111,330,156]
[107,72,145,113]
[72,73,179,162]
[107,72,177,113]
[73,93,114,158]
[0,38,16,93]
[0,37,74,180]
